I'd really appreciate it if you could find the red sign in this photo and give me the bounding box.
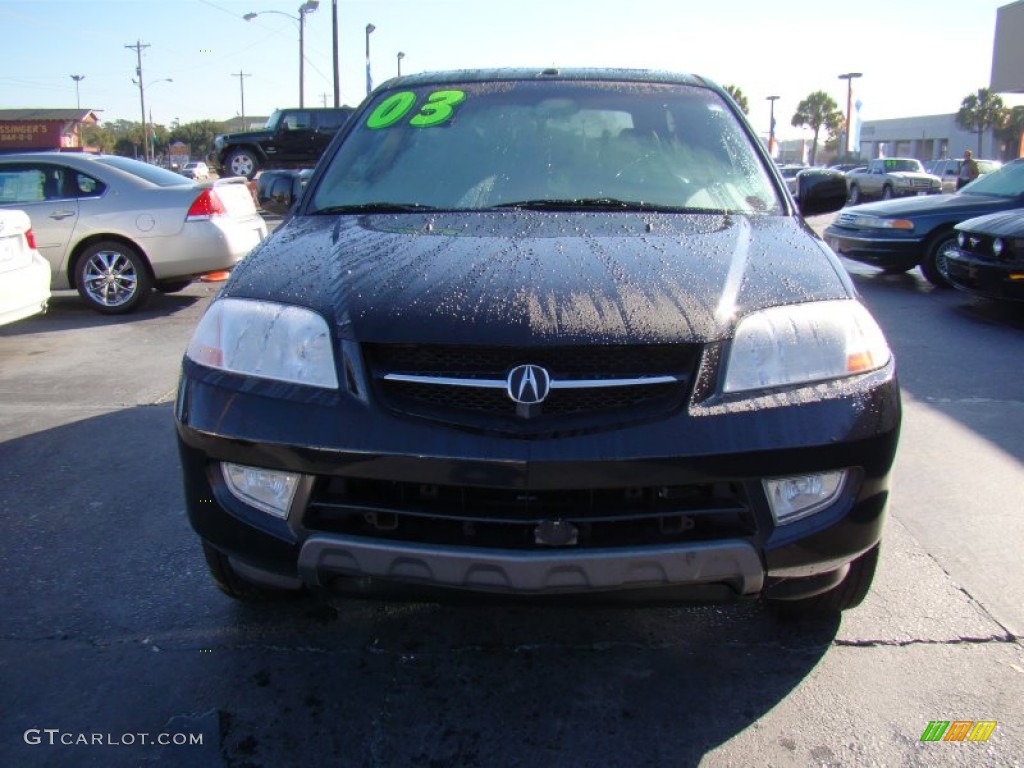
[0,121,68,149]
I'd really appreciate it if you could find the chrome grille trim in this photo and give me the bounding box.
[382,373,685,390]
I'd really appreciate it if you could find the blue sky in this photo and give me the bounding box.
[2,0,1021,141]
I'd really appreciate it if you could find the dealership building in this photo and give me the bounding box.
[856,0,1024,162]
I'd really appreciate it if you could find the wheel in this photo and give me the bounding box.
[881,184,894,200]
[847,184,861,205]
[75,240,152,314]
[226,148,259,179]
[772,544,880,617]
[921,231,957,288]
[154,280,192,294]
[201,542,304,601]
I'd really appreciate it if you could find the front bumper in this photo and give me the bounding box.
[945,250,1024,303]
[176,359,900,602]
[824,227,924,269]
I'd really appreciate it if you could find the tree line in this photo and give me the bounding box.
[80,119,227,162]
[723,84,1023,164]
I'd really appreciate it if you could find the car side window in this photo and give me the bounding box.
[0,167,52,203]
[283,112,312,131]
[73,172,105,197]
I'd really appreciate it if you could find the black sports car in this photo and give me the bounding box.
[946,209,1024,303]
[175,68,900,615]
[825,158,1024,287]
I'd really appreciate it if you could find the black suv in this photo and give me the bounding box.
[212,107,353,178]
[176,69,900,615]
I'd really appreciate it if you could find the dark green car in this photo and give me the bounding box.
[825,158,1024,286]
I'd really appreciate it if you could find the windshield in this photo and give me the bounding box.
[883,159,924,173]
[311,80,781,215]
[960,159,1024,197]
[264,109,283,131]
[94,155,194,186]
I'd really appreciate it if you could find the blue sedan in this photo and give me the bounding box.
[824,158,1024,286]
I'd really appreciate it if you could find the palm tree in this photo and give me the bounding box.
[791,91,844,166]
[723,85,749,115]
[955,88,1009,157]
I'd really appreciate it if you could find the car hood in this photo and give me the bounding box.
[840,192,1019,218]
[955,208,1024,235]
[220,129,273,142]
[222,211,852,345]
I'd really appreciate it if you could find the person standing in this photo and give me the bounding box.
[957,149,979,190]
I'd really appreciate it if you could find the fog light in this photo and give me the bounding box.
[221,463,301,519]
[763,470,847,525]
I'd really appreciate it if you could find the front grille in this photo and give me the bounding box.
[363,343,699,435]
[304,477,757,550]
[910,178,933,188]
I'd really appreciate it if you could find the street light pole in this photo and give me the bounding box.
[365,23,375,95]
[70,75,85,110]
[397,51,404,77]
[838,72,862,158]
[244,2,319,108]
[766,95,779,158]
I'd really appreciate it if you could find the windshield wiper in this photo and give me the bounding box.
[310,202,438,214]
[491,198,726,213]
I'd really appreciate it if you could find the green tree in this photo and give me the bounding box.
[170,120,225,161]
[996,105,1024,161]
[723,85,749,115]
[791,91,844,166]
[955,88,1010,157]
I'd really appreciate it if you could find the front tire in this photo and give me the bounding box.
[225,148,259,179]
[847,184,861,205]
[75,240,152,314]
[921,231,957,288]
[772,544,880,617]
[201,542,304,601]
[881,184,894,200]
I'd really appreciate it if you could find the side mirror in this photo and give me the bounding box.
[257,172,298,216]
[796,169,848,217]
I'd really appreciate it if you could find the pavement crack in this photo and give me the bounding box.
[834,633,1020,648]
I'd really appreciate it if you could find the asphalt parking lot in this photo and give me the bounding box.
[1,214,1022,767]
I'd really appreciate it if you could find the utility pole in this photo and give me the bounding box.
[233,70,251,129]
[125,40,151,162]
[332,0,340,107]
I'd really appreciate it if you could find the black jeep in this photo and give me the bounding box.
[212,106,353,179]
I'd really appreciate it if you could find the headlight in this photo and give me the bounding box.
[722,300,891,394]
[186,298,338,389]
[895,178,913,186]
[846,214,914,231]
[957,232,967,248]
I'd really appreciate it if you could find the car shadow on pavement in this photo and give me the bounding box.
[0,403,840,768]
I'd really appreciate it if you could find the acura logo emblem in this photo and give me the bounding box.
[507,364,551,405]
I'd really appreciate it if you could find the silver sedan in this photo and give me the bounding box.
[0,152,267,313]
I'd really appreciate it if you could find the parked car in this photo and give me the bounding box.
[845,158,942,204]
[824,158,1024,286]
[0,152,267,313]
[0,208,50,326]
[776,164,806,195]
[176,68,899,616]
[944,209,1024,303]
[212,107,355,179]
[926,157,1002,194]
[180,161,211,181]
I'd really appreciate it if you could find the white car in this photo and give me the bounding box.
[181,161,211,181]
[0,209,50,326]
